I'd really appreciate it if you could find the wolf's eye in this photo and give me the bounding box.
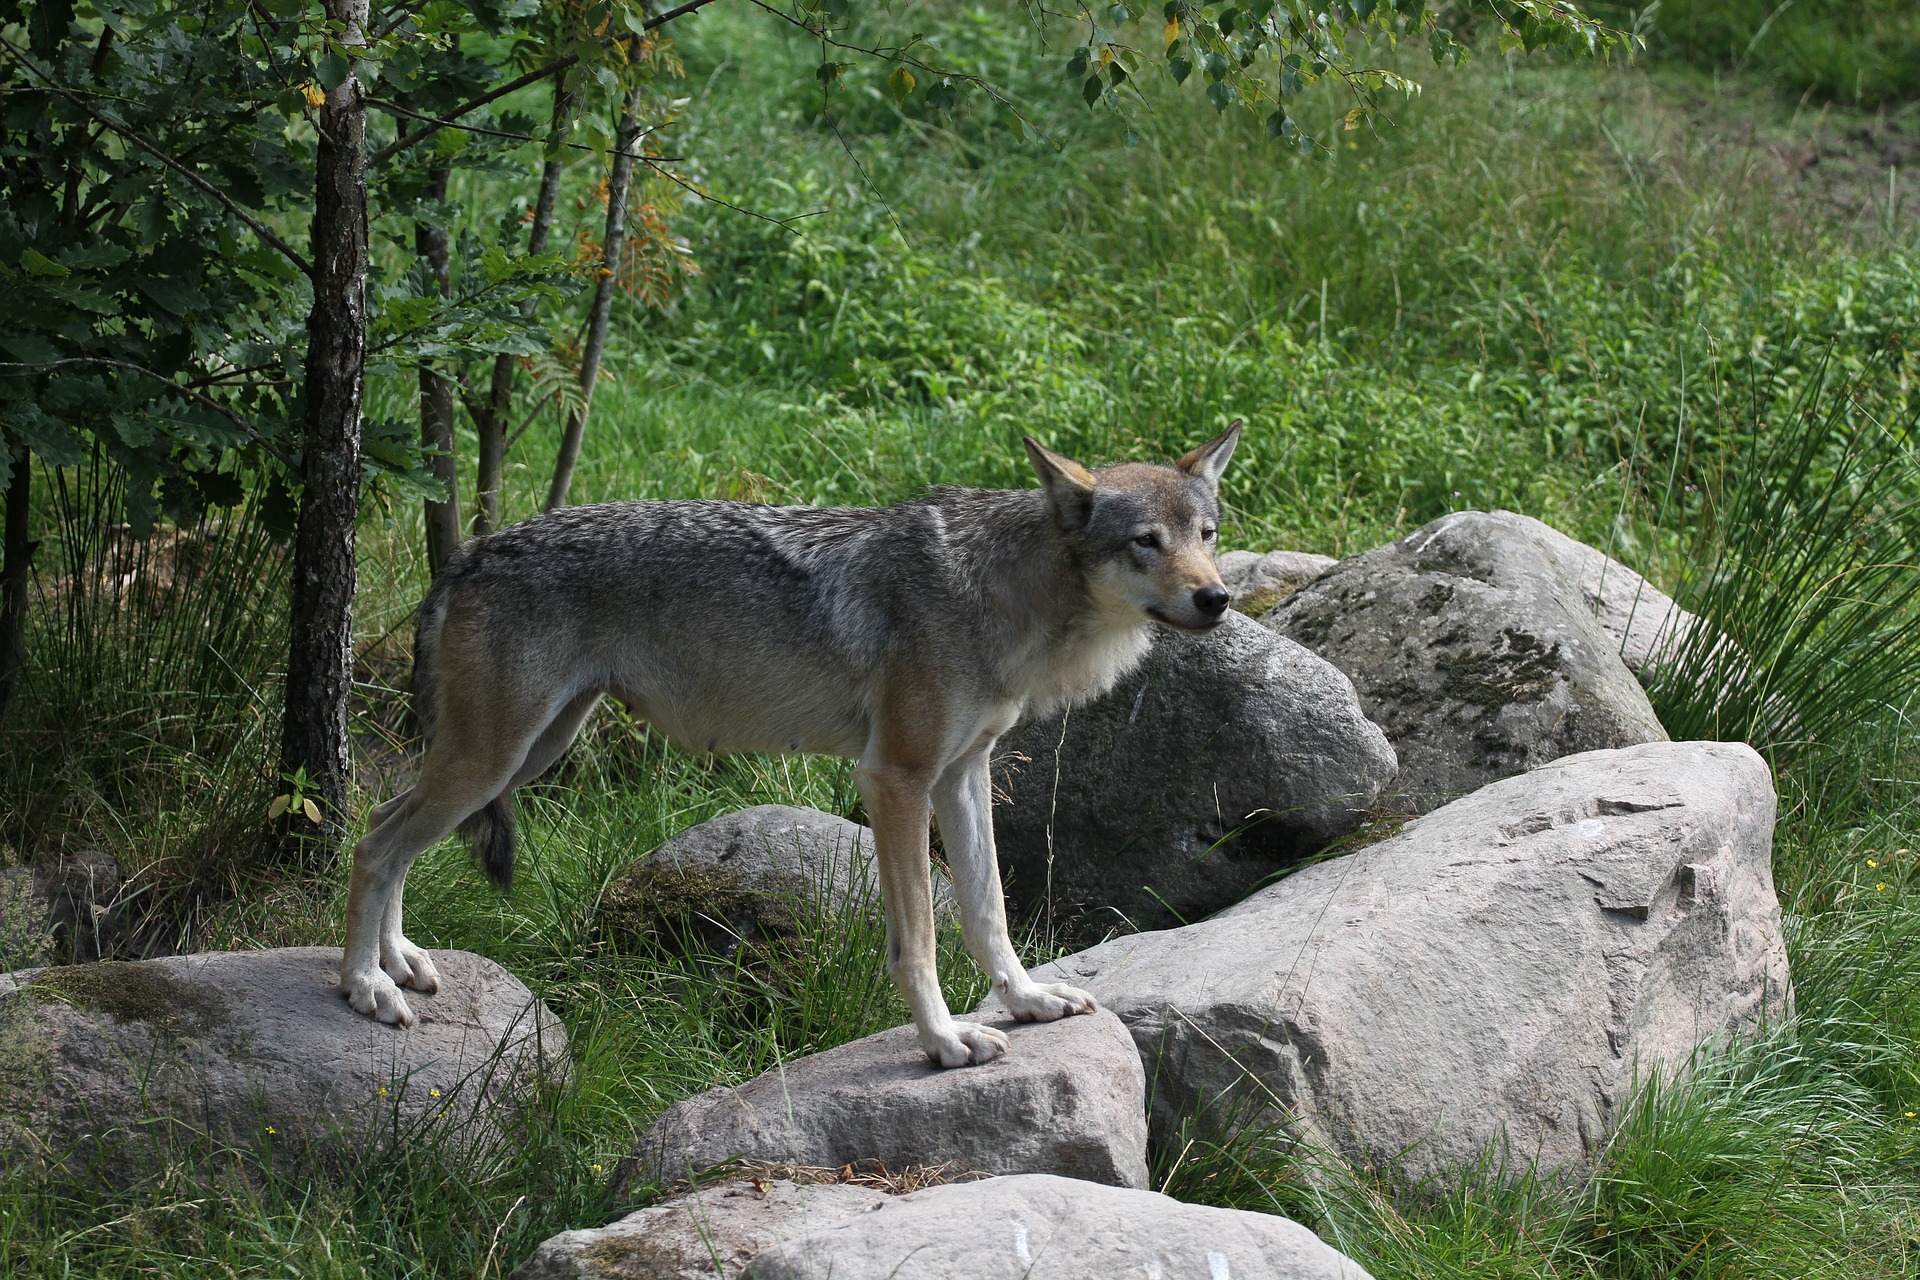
[1201,527,1217,541]
[1134,532,1159,549]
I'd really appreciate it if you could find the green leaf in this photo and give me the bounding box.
[1082,74,1104,106]
[1067,46,1090,78]
[1203,51,1229,81]
[888,65,916,103]
[1206,80,1235,110]
[315,51,350,91]
[21,248,69,278]
[1168,57,1192,84]
[1266,110,1286,139]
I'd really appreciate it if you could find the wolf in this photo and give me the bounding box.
[341,424,1241,1067]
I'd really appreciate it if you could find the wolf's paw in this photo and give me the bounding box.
[921,1019,1011,1068]
[341,967,418,1028]
[381,936,441,993]
[1003,980,1098,1023]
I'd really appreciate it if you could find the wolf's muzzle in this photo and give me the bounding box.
[1193,585,1230,617]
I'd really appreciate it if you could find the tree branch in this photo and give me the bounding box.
[0,358,299,472]
[369,0,727,167]
[0,35,314,277]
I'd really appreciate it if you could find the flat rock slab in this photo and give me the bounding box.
[1003,741,1790,1184]
[745,1174,1372,1280]
[514,1174,1371,1280]
[599,805,952,952]
[1268,510,1668,814]
[512,1177,891,1280]
[0,946,565,1177]
[627,1007,1147,1190]
[992,612,1397,942]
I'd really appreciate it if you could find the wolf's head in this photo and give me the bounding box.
[1024,423,1242,632]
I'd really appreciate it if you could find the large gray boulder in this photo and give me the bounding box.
[742,1174,1373,1280]
[995,741,1790,1185]
[598,805,952,953]
[992,612,1397,942]
[626,1008,1147,1191]
[1267,510,1668,814]
[0,947,565,1177]
[515,1174,1372,1280]
[1492,512,1698,679]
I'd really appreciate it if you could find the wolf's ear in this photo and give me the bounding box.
[1024,436,1097,531]
[1177,420,1242,487]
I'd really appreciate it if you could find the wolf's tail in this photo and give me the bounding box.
[458,796,516,891]
[412,575,517,892]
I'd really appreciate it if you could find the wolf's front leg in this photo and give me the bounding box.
[379,871,441,994]
[858,760,1010,1067]
[342,832,418,1028]
[933,749,1098,1023]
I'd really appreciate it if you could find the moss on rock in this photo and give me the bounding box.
[22,961,230,1038]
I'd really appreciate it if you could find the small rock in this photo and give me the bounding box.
[992,611,1397,942]
[741,1173,1373,1280]
[1268,510,1668,814]
[1218,548,1339,616]
[0,849,123,970]
[599,806,952,952]
[0,947,565,1179]
[625,1008,1147,1192]
[511,1177,891,1280]
[1008,740,1790,1185]
[37,849,124,962]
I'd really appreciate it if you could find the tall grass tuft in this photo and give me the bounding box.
[0,457,289,948]
[1647,345,1920,764]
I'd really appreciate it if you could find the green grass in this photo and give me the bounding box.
[4,2,1920,1276]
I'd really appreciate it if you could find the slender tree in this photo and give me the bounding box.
[473,72,576,535]
[546,84,646,512]
[415,166,462,575]
[281,0,372,848]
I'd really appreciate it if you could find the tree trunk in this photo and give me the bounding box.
[545,84,645,513]
[416,167,461,575]
[0,447,32,719]
[473,73,575,535]
[281,0,370,854]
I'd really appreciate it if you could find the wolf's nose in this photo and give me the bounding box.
[1193,585,1230,617]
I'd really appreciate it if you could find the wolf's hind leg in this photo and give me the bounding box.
[343,730,531,1027]
[933,749,1097,1024]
